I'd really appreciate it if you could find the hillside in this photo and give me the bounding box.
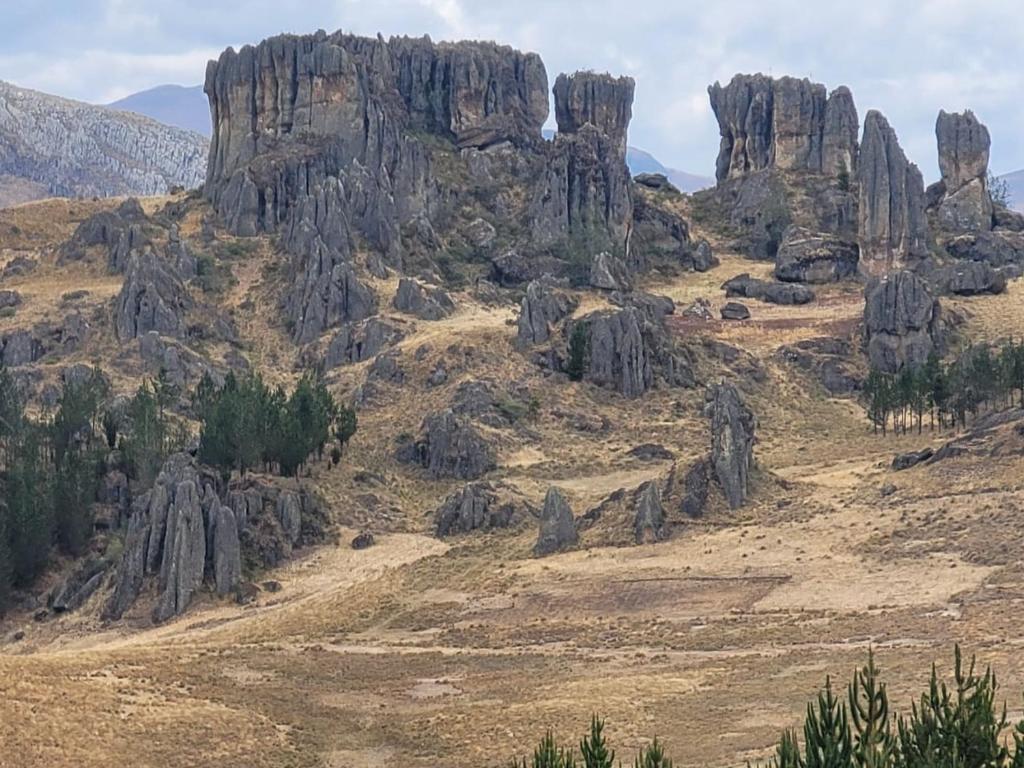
[0,81,208,207]
[2,30,1024,768]
[107,84,211,137]
[998,168,1024,212]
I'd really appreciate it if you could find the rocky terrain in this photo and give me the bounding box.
[2,28,1024,768]
[0,81,208,207]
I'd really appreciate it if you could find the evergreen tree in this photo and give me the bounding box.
[580,716,615,768]
[804,677,853,768]
[634,738,673,768]
[567,322,589,382]
[849,650,894,768]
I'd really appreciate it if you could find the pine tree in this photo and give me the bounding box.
[849,650,893,768]
[634,738,673,768]
[580,716,615,768]
[804,677,853,768]
[567,322,589,382]
[774,729,804,768]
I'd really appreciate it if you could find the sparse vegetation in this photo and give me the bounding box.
[989,172,1012,209]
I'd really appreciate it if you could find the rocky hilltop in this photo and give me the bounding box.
[0,81,208,207]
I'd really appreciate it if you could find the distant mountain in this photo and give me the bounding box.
[541,128,710,193]
[0,80,208,208]
[997,170,1024,213]
[107,84,211,137]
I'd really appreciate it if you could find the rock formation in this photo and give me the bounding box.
[399,409,496,480]
[931,110,993,232]
[516,279,577,346]
[530,71,634,257]
[858,111,929,276]
[105,454,323,623]
[708,75,858,180]
[721,302,751,321]
[706,383,756,509]
[59,198,151,271]
[863,271,941,373]
[633,481,666,544]
[534,487,578,556]
[774,226,859,283]
[392,278,455,320]
[323,319,403,369]
[0,80,206,205]
[434,482,524,537]
[114,251,193,341]
[680,458,711,517]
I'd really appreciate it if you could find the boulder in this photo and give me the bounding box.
[863,271,941,373]
[50,559,108,613]
[582,308,652,398]
[534,487,578,556]
[721,302,751,321]
[393,278,455,320]
[680,458,711,517]
[516,278,577,347]
[774,226,859,283]
[115,251,193,341]
[723,273,815,305]
[0,329,43,367]
[923,260,1006,296]
[59,197,150,271]
[633,481,666,544]
[633,173,678,192]
[944,230,1024,268]
[351,532,375,550]
[692,239,718,272]
[892,447,934,471]
[932,110,993,232]
[858,110,929,276]
[0,290,21,309]
[706,383,756,509]
[777,337,861,395]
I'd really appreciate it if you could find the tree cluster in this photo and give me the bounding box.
[194,371,356,479]
[509,647,1024,768]
[864,341,1024,435]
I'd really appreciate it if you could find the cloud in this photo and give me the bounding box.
[1,0,1022,174]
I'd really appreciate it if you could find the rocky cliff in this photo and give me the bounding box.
[0,81,207,206]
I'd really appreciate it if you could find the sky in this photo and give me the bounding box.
[2,0,1023,178]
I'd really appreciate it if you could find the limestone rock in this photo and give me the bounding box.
[680,458,711,517]
[289,258,378,344]
[706,383,756,509]
[774,226,859,283]
[932,110,993,232]
[0,329,43,367]
[553,71,634,154]
[589,251,632,291]
[858,110,929,276]
[434,482,522,537]
[723,273,815,305]
[945,231,1024,267]
[0,290,22,309]
[582,307,652,398]
[393,278,454,320]
[115,251,193,341]
[777,337,861,395]
[863,271,941,373]
[516,279,577,347]
[324,319,403,369]
[210,498,241,596]
[400,409,496,480]
[708,74,858,180]
[921,259,1006,297]
[534,487,578,556]
[633,173,678,192]
[50,559,108,614]
[152,478,207,623]
[630,191,695,271]
[633,481,666,544]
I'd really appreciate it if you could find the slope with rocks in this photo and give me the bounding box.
[0,81,208,207]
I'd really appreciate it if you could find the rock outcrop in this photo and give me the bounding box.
[863,271,941,373]
[105,454,324,623]
[392,278,454,320]
[434,482,525,537]
[680,458,711,517]
[858,111,929,276]
[59,198,152,271]
[114,251,193,341]
[534,487,578,556]
[774,226,859,283]
[708,75,858,180]
[516,278,577,346]
[399,409,496,480]
[323,319,403,369]
[706,383,756,509]
[633,481,666,544]
[721,302,751,321]
[530,71,634,258]
[0,80,206,204]
[930,110,993,232]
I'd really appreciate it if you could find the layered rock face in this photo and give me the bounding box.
[931,110,993,232]
[0,80,206,206]
[114,251,194,341]
[708,75,858,181]
[863,271,940,373]
[534,487,577,556]
[516,279,577,346]
[774,226,859,283]
[858,111,929,276]
[204,31,548,340]
[530,72,635,257]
